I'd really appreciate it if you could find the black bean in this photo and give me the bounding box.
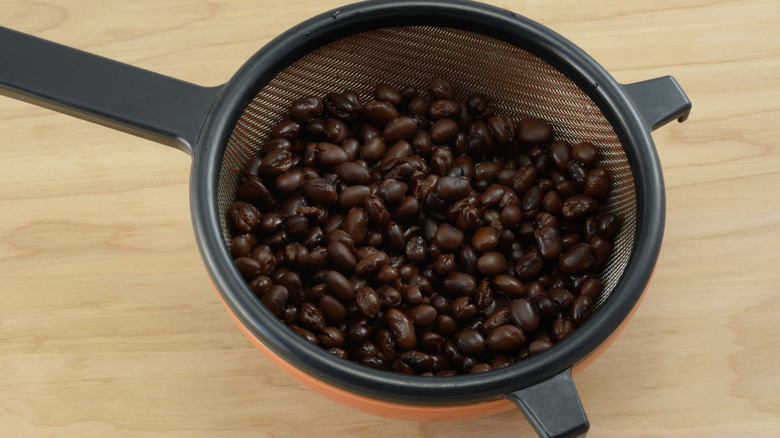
[302,177,337,205]
[518,119,553,145]
[572,142,599,165]
[454,328,486,355]
[434,223,465,253]
[383,117,418,144]
[356,286,381,318]
[363,100,399,125]
[228,201,260,233]
[375,83,403,106]
[386,308,417,349]
[325,270,354,301]
[486,325,525,353]
[335,162,371,185]
[477,252,507,276]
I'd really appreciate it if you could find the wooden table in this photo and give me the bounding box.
[2,1,778,436]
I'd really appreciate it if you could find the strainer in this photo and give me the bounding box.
[0,1,691,437]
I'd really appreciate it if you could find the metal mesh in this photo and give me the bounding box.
[217,26,636,308]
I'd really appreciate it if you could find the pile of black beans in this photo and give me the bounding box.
[228,78,621,376]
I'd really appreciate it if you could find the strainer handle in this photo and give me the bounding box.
[0,26,222,155]
[623,75,692,132]
[505,368,589,438]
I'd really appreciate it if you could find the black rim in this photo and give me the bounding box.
[190,0,664,405]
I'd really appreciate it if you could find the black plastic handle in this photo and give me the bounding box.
[0,26,222,155]
[505,368,589,438]
[623,75,691,132]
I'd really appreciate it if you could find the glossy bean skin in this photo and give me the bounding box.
[386,308,417,349]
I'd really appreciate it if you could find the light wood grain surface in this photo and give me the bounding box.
[1,1,778,436]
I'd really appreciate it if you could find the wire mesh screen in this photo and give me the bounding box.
[217,26,636,308]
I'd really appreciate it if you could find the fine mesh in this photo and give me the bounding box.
[217,26,636,308]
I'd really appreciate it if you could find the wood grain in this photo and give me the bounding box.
[1,1,779,436]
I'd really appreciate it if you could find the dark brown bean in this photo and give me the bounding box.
[430,118,459,143]
[364,195,391,228]
[327,241,357,273]
[318,294,347,324]
[354,250,390,276]
[377,179,409,204]
[342,208,369,245]
[515,248,544,280]
[375,264,400,284]
[434,223,465,253]
[386,308,417,349]
[454,328,486,355]
[434,176,470,202]
[335,162,371,185]
[338,185,371,209]
[314,142,349,168]
[597,214,620,240]
[572,142,598,165]
[589,236,612,269]
[319,326,345,348]
[260,285,289,317]
[512,165,538,196]
[486,325,526,353]
[477,252,507,276]
[571,295,594,326]
[518,119,553,145]
[383,117,418,144]
[528,339,554,356]
[363,100,399,125]
[534,226,564,260]
[325,270,354,301]
[558,242,595,275]
[561,195,600,221]
[324,92,361,121]
[260,149,294,176]
[487,116,516,144]
[297,302,326,331]
[375,83,403,106]
[362,136,386,162]
[406,305,437,327]
[510,298,540,333]
[492,274,525,298]
[584,167,612,199]
[384,221,407,253]
[442,272,477,296]
[302,177,337,205]
[356,286,381,318]
[579,277,602,301]
[429,99,461,119]
[289,96,323,123]
[228,201,261,233]
[451,296,478,322]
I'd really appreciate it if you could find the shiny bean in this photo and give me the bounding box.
[434,223,465,253]
[486,325,526,353]
[356,286,381,318]
[335,162,371,185]
[434,176,471,202]
[386,308,417,349]
[325,270,354,301]
[572,142,599,165]
[477,252,507,276]
[338,185,371,209]
[383,117,418,144]
[454,328,486,355]
[492,274,525,298]
[518,119,553,145]
[442,272,477,296]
